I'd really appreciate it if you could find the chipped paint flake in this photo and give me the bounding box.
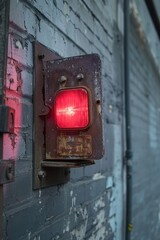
[70,208,88,240]
[88,209,106,240]
[39,189,42,204]
[94,196,105,212]
[70,190,73,197]
[106,176,114,189]
[92,173,105,180]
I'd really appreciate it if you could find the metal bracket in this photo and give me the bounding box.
[33,41,103,189]
[0,160,15,185]
[0,106,15,133]
[33,41,70,189]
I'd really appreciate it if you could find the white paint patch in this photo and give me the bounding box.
[70,207,88,240]
[15,40,23,49]
[106,176,113,189]
[33,237,40,240]
[28,232,31,239]
[70,190,73,197]
[63,220,70,233]
[94,196,105,212]
[39,189,42,204]
[64,192,77,233]
[72,196,76,207]
[92,173,105,180]
[93,210,105,231]
[88,209,106,240]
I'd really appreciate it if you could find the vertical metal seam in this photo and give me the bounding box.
[124,0,133,240]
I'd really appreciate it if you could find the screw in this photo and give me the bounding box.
[76,73,84,81]
[38,170,46,179]
[59,75,67,83]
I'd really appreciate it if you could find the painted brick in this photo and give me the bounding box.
[3,0,160,240]
[4,171,32,209]
[8,33,33,67]
[70,168,84,182]
[9,0,26,31]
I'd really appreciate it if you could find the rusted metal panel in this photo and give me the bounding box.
[33,42,69,189]
[57,135,92,157]
[44,54,103,161]
[33,42,104,189]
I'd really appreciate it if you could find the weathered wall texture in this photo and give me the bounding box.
[130,1,160,239]
[3,0,124,240]
[2,0,160,239]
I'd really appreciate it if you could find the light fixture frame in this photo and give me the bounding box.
[54,86,92,131]
[33,41,103,189]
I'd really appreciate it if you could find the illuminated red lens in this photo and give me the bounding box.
[55,88,89,129]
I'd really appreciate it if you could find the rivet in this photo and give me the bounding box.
[38,170,46,179]
[76,73,84,81]
[59,75,67,83]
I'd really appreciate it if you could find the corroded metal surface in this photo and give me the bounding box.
[33,42,69,189]
[34,42,103,189]
[45,54,103,161]
[57,135,92,157]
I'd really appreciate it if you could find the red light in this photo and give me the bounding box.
[55,88,90,129]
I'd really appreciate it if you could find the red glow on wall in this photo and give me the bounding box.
[55,88,90,129]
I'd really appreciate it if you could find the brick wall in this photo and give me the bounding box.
[3,0,160,239]
[3,1,124,240]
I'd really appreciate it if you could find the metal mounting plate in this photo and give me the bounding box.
[33,42,69,189]
[44,54,103,161]
[33,41,103,189]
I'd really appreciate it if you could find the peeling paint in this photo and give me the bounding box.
[88,209,106,240]
[33,236,40,240]
[63,220,70,233]
[92,173,105,180]
[28,232,31,240]
[38,189,42,204]
[94,196,105,212]
[106,176,114,189]
[15,40,23,49]
[71,196,76,208]
[130,1,146,47]
[70,190,73,197]
[70,208,88,240]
